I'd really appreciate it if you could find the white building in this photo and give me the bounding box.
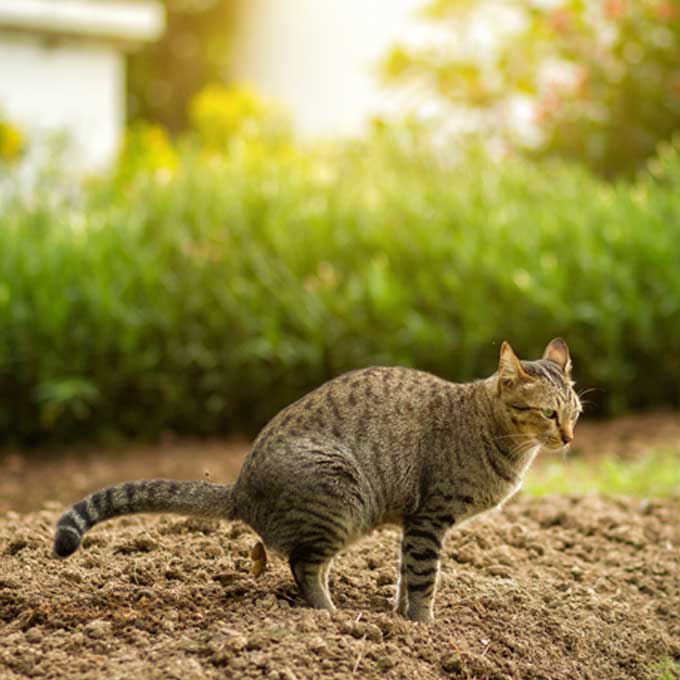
[231,0,425,138]
[0,0,164,172]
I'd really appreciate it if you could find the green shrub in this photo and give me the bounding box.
[383,0,680,178]
[3,110,680,444]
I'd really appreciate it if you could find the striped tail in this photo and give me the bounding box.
[53,479,237,558]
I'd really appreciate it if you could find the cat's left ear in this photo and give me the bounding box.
[498,341,532,389]
[542,337,572,376]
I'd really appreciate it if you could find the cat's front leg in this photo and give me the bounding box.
[399,517,448,622]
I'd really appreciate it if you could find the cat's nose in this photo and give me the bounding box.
[560,431,573,445]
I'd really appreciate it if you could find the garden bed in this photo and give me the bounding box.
[1,413,679,679]
[1,494,678,679]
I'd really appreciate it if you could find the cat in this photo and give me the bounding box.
[54,338,581,622]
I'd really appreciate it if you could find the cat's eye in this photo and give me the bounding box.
[542,409,557,420]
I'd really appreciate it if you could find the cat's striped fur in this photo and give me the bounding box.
[54,338,581,622]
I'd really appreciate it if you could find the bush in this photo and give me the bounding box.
[2,94,680,444]
[383,0,680,178]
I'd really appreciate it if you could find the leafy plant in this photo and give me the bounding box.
[35,378,100,429]
[3,94,680,444]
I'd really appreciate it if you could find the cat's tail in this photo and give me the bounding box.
[53,479,238,558]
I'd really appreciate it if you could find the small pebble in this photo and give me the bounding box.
[25,627,42,644]
[84,619,112,639]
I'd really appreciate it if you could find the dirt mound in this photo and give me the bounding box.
[1,495,678,679]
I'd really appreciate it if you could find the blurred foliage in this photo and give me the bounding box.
[383,0,680,177]
[526,450,680,497]
[3,85,680,444]
[0,118,26,164]
[188,84,291,149]
[117,123,178,185]
[127,0,237,131]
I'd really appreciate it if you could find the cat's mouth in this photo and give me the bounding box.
[541,439,571,453]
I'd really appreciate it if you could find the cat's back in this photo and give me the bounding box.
[235,365,482,535]
[257,365,453,445]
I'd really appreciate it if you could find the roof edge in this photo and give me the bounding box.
[0,0,165,44]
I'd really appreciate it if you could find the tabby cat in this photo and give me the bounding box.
[54,338,580,622]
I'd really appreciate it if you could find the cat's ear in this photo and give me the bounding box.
[542,337,572,375]
[498,341,531,390]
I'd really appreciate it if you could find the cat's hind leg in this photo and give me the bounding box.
[289,541,338,610]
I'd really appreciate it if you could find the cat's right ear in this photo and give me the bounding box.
[498,341,531,391]
[542,337,572,376]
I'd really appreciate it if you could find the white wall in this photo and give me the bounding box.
[0,32,123,172]
[230,0,424,138]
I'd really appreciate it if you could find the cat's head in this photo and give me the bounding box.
[496,338,581,452]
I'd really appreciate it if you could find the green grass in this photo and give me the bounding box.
[648,658,680,680]
[525,449,680,497]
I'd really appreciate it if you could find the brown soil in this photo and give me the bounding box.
[0,414,679,680]
[1,497,678,679]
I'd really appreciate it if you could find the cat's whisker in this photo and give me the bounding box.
[494,433,537,457]
[507,439,539,458]
[494,433,532,443]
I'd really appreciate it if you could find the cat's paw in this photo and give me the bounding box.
[406,606,434,623]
